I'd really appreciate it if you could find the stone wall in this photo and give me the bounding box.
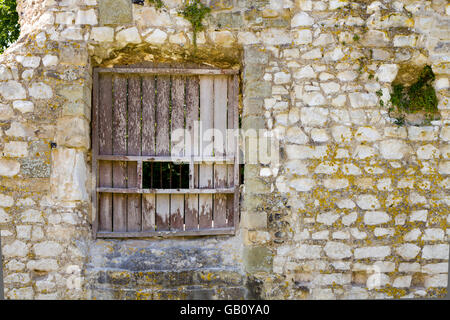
[0,0,449,299]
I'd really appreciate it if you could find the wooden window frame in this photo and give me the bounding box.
[91,67,240,239]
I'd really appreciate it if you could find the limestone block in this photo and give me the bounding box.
[354,246,391,259]
[301,107,328,126]
[291,12,314,27]
[33,241,63,257]
[99,0,132,25]
[393,35,417,47]
[302,92,326,106]
[7,287,34,300]
[3,141,28,157]
[364,211,390,225]
[294,29,312,44]
[90,27,114,42]
[395,243,421,260]
[61,27,83,40]
[75,9,98,25]
[169,32,186,45]
[425,274,448,288]
[290,178,315,192]
[16,56,41,68]
[407,126,438,141]
[317,211,340,225]
[310,128,329,142]
[20,209,43,224]
[29,82,53,99]
[379,139,411,159]
[116,27,142,45]
[55,11,75,24]
[0,159,20,177]
[3,240,29,257]
[13,100,34,113]
[349,93,378,108]
[422,229,445,241]
[50,148,88,201]
[337,70,358,82]
[294,245,322,259]
[0,103,14,120]
[286,127,309,144]
[262,29,292,45]
[0,81,27,100]
[210,31,235,47]
[294,65,315,79]
[144,29,168,44]
[356,195,380,210]
[313,33,334,46]
[417,144,440,159]
[56,117,90,149]
[274,71,291,84]
[243,247,273,272]
[422,263,448,274]
[5,122,35,138]
[320,82,340,94]
[0,64,12,80]
[422,244,449,260]
[58,84,90,103]
[324,242,352,259]
[0,208,11,223]
[301,48,322,59]
[376,64,399,82]
[42,55,58,67]
[324,178,349,190]
[136,6,171,27]
[0,194,14,207]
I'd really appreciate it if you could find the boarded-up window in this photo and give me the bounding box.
[92,67,240,238]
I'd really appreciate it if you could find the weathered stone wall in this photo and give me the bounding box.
[0,0,449,299]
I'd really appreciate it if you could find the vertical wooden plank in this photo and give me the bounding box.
[155,75,171,231]
[232,75,240,229]
[127,76,142,232]
[199,76,214,229]
[227,75,238,227]
[97,73,113,232]
[185,77,199,230]
[213,76,228,228]
[92,70,100,238]
[141,76,156,230]
[170,76,185,230]
[142,76,156,156]
[112,75,128,232]
[142,195,155,231]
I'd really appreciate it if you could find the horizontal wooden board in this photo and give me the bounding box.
[96,155,235,163]
[96,227,236,238]
[96,68,239,76]
[97,188,235,194]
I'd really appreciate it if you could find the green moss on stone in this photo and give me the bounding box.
[390,65,438,115]
[180,0,211,46]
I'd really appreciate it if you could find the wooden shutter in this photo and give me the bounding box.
[92,67,240,238]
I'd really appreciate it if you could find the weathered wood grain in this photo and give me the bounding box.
[112,75,128,232]
[98,74,113,232]
[155,75,171,231]
[199,76,214,229]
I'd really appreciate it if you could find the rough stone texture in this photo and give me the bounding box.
[0,0,448,300]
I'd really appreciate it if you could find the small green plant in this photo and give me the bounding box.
[148,0,164,9]
[353,34,360,42]
[394,116,405,126]
[390,65,438,114]
[180,0,211,46]
[388,65,439,125]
